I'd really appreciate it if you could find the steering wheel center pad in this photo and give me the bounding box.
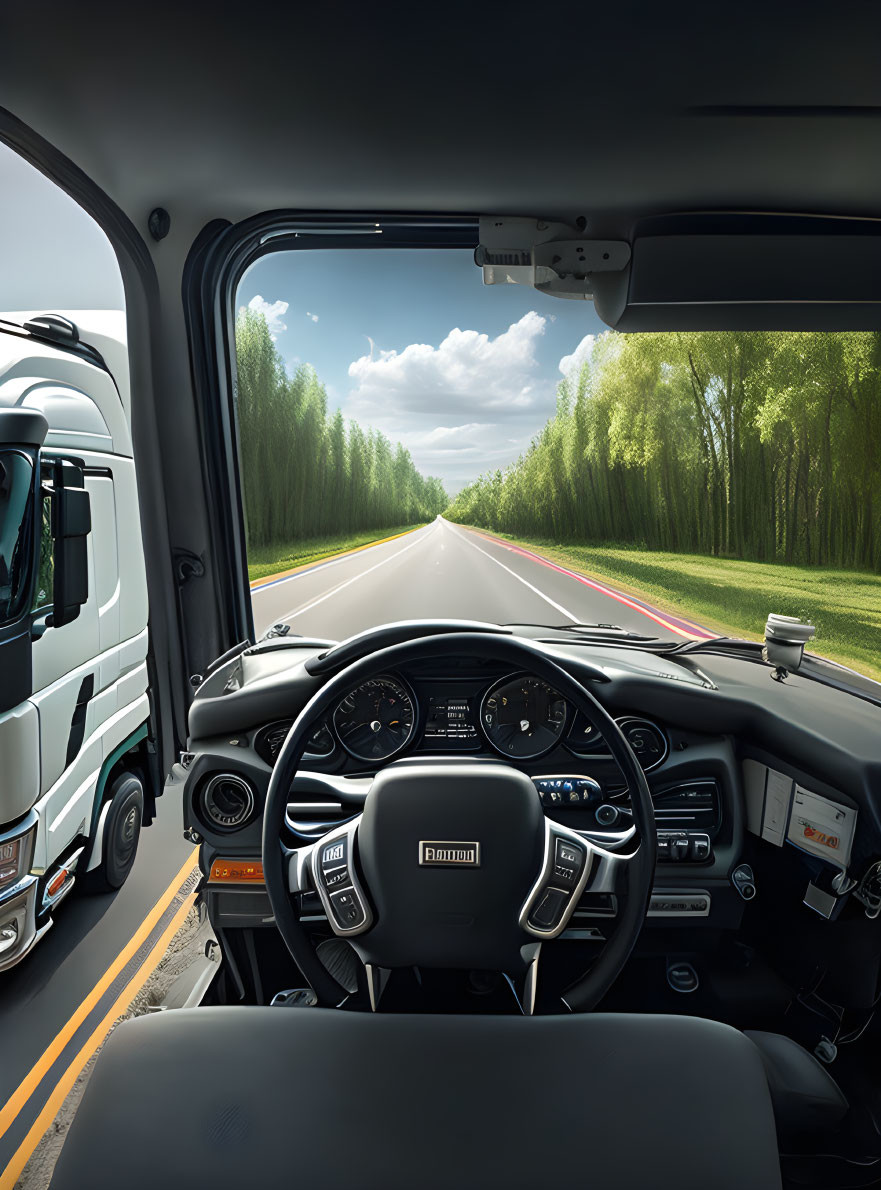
[357,760,544,970]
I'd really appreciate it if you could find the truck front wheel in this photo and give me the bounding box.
[83,774,144,893]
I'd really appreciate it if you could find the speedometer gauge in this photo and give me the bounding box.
[333,674,416,763]
[480,675,567,759]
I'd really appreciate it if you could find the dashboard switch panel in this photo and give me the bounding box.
[533,775,602,807]
[648,892,711,916]
[690,833,711,861]
[657,830,713,863]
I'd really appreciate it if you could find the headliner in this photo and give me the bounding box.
[1,0,880,235]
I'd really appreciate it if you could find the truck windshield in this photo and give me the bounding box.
[0,448,35,624]
[233,247,881,689]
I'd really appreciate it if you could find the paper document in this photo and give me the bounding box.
[762,769,793,846]
[742,760,766,836]
[787,785,857,869]
[742,762,793,846]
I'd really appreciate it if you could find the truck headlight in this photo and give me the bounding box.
[0,827,35,895]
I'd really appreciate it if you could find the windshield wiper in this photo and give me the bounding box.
[550,622,657,641]
[509,622,658,642]
[665,636,764,658]
[666,637,881,708]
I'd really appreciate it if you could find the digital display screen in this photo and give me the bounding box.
[423,697,477,741]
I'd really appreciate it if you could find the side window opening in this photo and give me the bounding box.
[32,484,54,612]
[0,447,36,624]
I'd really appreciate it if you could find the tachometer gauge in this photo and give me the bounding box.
[480,674,567,760]
[333,675,416,763]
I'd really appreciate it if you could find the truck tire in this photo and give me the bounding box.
[82,774,144,894]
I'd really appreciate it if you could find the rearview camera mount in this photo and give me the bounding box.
[476,216,631,323]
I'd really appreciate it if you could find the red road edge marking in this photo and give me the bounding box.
[467,530,715,640]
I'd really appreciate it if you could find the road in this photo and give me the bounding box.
[0,801,195,1185]
[1,517,709,1186]
[251,518,710,642]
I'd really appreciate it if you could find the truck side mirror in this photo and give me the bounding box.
[47,457,92,629]
[0,409,48,713]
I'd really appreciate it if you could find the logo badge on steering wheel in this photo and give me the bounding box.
[419,841,481,867]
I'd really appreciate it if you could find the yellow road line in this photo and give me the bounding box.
[0,849,196,1139]
[0,887,197,1190]
[249,525,424,588]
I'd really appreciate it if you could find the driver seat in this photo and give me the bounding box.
[49,1007,783,1189]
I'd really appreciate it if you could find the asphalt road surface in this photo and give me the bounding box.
[251,517,710,642]
[0,800,195,1185]
[1,517,710,1186]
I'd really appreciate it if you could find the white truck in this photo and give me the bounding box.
[0,311,155,971]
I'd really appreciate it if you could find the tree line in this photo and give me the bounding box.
[235,307,447,548]
[446,332,881,572]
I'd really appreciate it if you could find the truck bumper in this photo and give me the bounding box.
[0,874,48,972]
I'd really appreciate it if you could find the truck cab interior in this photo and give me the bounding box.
[1,4,880,1189]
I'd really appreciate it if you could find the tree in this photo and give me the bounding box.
[234,308,447,548]
[446,331,881,572]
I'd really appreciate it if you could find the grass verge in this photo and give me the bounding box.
[461,529,881,684]
[248,525,425,583]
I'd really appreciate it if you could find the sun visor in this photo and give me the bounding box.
[611,231,881,331]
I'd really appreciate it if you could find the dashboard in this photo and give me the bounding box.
[171,625,879,945]
[177,648,742,932]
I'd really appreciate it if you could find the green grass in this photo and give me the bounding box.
[464,529,881,684]
[247,525,424,583]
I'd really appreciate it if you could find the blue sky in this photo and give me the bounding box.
[237,249,606,493]
[0,139,606,496]
[0,142,123,311]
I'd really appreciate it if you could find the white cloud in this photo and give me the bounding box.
[346,312,549,420]
[384,421,540,492]
[558,333,595,378]
[341,313,558,490]
[306,311,319,323]
[247,294,288,339]
[399,423,494,454]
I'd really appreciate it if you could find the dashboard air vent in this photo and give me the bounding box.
[199,773,256,831]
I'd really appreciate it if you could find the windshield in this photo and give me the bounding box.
[234,247,880,686]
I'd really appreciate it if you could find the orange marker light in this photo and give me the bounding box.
[208,858,265,884]
[46,868,70,897]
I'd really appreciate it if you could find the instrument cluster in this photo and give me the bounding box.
[253,670,670,772]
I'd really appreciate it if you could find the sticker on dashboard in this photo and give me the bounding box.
[786,785,857,870]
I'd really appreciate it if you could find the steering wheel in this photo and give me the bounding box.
[263,633,657,1012]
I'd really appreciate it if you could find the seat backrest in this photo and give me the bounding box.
[50,1007,782,1190]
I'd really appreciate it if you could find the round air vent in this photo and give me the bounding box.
[199,773,255,831]
[618,718,669,771]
